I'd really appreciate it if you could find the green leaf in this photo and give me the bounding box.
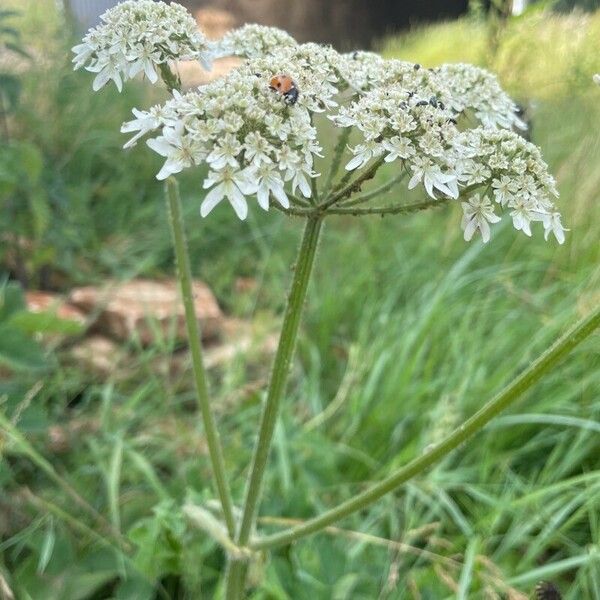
[8,310,84,336]
[0,324,47,371]
[37,519,56,575]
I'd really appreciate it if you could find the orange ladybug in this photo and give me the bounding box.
[269,74,299,105]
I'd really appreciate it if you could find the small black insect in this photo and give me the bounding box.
[429,95,438,108]
[447,118,458,125]
[438,101,445,110]
[535,581,562,600]
[413,63,421,71]
[352,50,359,60]
[415,100,429,107]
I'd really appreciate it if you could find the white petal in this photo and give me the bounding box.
[256,186,270,210]
[424,177,436,199]
[271,184,289,208]
[156,159,181,180]
[113,72,123,92]
[144,61,159,84]
[92,69,110,91]
[463,219,477,242]
[345,155,364,171]
[227,185,248,220]
[128,59,144,78]
[147,137,173,157]
[480,220,491,243]
[200,184,225,217]
[407,172,421,190]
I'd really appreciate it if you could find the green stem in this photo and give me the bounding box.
[272,197,450,219]
[320,156,386,210]
[327,198,450,217]
[324,128,351,193]
[165,178,236,538]
[226,216,324,598]
[249,304,600,551]
[339,170,406,207]
[158,62,181,94]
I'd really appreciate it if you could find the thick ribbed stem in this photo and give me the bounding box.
[225,216,323,599]
[165,178,236,538]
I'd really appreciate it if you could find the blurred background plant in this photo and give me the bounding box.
[0,0,598,598]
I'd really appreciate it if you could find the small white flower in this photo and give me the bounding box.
[408,160,459,199]
[87,53,126,92]
[461,194,501,243]
[492,175,518,206]
[509,201,535,237]
[206,134,243,169]
[147,124,206,180]
[243,132,273,165]
[542,211,567,244]
[288,166,316,198]
[247,164,290,210]
[593,74,600,86]
[201,167,256,219]
[127,43,161,84]
[121,105,169,149]
[382,136,414,162]
[345,141,383,171]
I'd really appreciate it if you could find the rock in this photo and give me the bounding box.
[26,291,87,326]
[68,335,122,376]
[69,279,223,346]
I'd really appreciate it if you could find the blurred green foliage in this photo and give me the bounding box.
[0,0,599,598]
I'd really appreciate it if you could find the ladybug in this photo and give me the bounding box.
[269,74,299,105]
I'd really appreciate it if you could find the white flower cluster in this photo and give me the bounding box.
[72,0,211,92]
[215,24,298,59]
[74,8,563,242]
[455,129,564,243]
[121,63,323,218]
[337,51,385,92]
[331,84,461,198]
[332,86,563,243]
[434,63,525,130]
[338,56,524,131]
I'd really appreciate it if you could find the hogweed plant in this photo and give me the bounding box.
[73,2,599,597]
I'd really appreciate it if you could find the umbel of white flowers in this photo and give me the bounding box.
[72,0,212,91]
[73,2,566,245]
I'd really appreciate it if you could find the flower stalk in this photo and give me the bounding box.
[249,304,600,551]
[225,216,324,598]
[165,177,236,538]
